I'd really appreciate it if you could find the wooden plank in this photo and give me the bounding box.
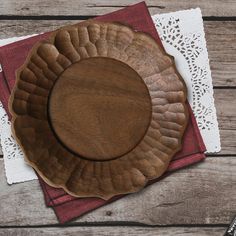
[215,89,236,154]
[0,0,235,17]
[206,21,236,87]
[0,157,235,226]
[0,21,235,87]
[0,227,227,236]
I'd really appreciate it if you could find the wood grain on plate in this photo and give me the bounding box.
[10,21,188,199]
[49,57,152,161]
[1,88,235,157]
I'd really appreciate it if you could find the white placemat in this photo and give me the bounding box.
[0,102,37,184]
[0,8,221,184]
[0,35,38,184]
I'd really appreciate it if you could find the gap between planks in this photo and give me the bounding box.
[0,15,236,21]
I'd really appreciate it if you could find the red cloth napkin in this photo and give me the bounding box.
[0,2,206,223]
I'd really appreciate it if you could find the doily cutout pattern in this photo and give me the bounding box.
[152,8,221,153]
[0,102,37,184]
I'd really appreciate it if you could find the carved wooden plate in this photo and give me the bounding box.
[9,21,189,199]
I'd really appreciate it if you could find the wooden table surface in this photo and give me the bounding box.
[0,1,235,235]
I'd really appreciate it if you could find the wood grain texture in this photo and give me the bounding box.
[0,227,227,236]
[49,57,152,160]
[10,21,188,199]
[215,89,236,130]
[0,0,235,17]
[215,89,236,154]
[1,88,236,157]
[205,21,236,87]
[0,157,235,226]
[0,21,235,87]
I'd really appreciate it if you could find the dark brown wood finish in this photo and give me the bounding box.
[49,57,152,161]
[9,21,188,199]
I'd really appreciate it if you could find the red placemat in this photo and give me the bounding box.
[0,2,206,223]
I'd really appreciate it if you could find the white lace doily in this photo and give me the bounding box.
[152,8,221,153]
[0,35,38,184]
[0,102,37,184]
[0,9,221,184]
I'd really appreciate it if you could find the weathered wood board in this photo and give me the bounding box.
[0,157,235,226]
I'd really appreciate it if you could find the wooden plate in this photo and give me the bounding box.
[9,21,189,199]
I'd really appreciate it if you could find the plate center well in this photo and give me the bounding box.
[48,57,152,161]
